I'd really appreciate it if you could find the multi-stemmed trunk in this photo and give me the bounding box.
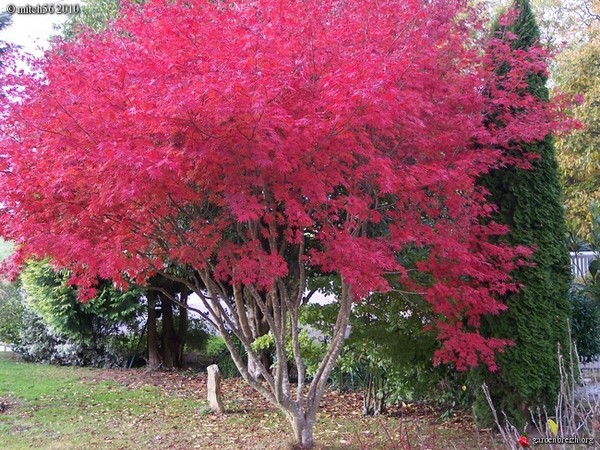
[202,280,352,449]
[158,263,353,449]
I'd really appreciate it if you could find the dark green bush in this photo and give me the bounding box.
[570,285,600,363]
[13,309,130,367]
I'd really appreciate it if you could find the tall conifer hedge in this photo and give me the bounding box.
[473,0,572,428]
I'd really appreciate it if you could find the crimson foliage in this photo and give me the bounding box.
[0,0,562,370]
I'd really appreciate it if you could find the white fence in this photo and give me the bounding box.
[0,342,12,352]
[570,251,597,279]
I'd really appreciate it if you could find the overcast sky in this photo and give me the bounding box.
[0,1,84,55]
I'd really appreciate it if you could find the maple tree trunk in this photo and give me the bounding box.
[247,349,272,379]
[289,412,315,449]
[146,291,161,371]
[197,277,353,450]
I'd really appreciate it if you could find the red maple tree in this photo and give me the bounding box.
[0,0,563,446]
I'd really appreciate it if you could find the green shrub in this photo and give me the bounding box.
[205,335,228,356]
[570,285,600,362]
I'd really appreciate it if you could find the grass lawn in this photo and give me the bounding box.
[0,352,504,449]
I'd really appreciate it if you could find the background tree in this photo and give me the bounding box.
[0,12,11,55]
[530,0,598,48]
[62,0,120,37]
[473,0,572,428]
[146,276,192,369]
[0,0,564,446]
[552,2,600,240]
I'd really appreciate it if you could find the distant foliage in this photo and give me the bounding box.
[62,0,120,37]
[553,0,600,240]
[184,317,211,353]
[204,335,240,378]
[0,12,12,55]
[0,281,25,345]
[0,239,13,262]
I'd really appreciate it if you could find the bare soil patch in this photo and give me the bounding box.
[0,398,16,414]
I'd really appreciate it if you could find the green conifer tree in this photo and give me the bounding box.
[473,0,572,428]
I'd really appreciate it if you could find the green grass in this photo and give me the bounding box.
[0,354,205,449]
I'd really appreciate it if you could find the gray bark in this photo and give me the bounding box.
[290,412,314,449]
